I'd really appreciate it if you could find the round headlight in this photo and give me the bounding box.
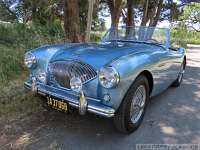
[24,52,37,68]
[70,77,82,93]
[99,66,120,88]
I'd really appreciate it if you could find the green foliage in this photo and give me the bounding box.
[79,0,106,34]
[171,27,200,47]
[0,44,26,84]
[0,1,17,22]
[177,2,200,32]
[0,23,65,48]
[90,31,105,42]
[21,0,63,25]
[0,23,65,84]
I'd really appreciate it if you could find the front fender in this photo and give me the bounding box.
[99,52,154,110]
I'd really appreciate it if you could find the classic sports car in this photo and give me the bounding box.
[24,26,186,133]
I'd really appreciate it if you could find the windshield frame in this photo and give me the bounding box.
[101,26,171,48]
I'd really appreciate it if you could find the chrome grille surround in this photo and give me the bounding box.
[48,60,97,89]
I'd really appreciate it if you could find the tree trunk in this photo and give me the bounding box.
[107,0,122,29]
[150,0,163,27]
[85,0,94,42]
[140,0,149,26]
[126,0,134,27]
[64,0,81,42]
[126,0,135,37]
[146,0,163,39]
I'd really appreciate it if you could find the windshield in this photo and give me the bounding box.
[101,26,170,47]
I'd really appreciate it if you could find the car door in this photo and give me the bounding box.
[151,47,182,96]
[150,49,172,95]
[165,48,183,82]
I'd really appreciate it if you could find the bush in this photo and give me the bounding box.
[0,44,26,84]
[171,28,200,47]
[0,23,65,49]
[90,31,105,42]
[0,23,65,84]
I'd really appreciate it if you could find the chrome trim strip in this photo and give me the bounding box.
[24,82,115,117]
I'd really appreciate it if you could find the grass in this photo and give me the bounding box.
[0,80,44,128]
[0,79,48,147]
[0,44,26,84]
[0,80,46,150]
[0,23,67,85]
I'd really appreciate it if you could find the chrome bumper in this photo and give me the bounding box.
[24,82,115,117]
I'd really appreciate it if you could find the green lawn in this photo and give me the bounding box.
[0,44,26,84]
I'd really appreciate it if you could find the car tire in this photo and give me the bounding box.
[114,75,149,133]
[172,59,186,87]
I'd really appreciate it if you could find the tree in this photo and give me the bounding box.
[140,0,163,27]
[178,2,200,32]
[107,0,123,28]
[140,0,149,26]
[85,0,95,42]
[64,0,81,42]
[64,0,106,42]
[121,0,135,35]
[20,0,63,25]
[0,0,18,22]
[126,0,134,27]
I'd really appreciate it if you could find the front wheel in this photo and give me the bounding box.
[114,75,149,133]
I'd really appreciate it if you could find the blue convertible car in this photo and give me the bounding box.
[24,26,186,133]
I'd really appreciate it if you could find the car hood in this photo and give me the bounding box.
[50,42,159,69]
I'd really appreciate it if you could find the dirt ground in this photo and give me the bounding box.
[0,45,200,150]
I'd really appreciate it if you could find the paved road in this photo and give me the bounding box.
[4,45,200,150]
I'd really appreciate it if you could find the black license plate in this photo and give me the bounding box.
[47,96,68,112]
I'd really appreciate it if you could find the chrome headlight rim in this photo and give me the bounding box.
[70,76,83,93]
[24,52,37,69]
[98,66,120,89]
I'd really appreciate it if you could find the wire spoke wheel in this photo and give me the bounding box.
[178,63,185,83]
[130,85,146,124]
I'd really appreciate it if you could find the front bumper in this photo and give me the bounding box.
[24,81,115,117]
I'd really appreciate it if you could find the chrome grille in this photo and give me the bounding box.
[48,60,97,89]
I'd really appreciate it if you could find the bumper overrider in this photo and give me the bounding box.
[24,80,115,117]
